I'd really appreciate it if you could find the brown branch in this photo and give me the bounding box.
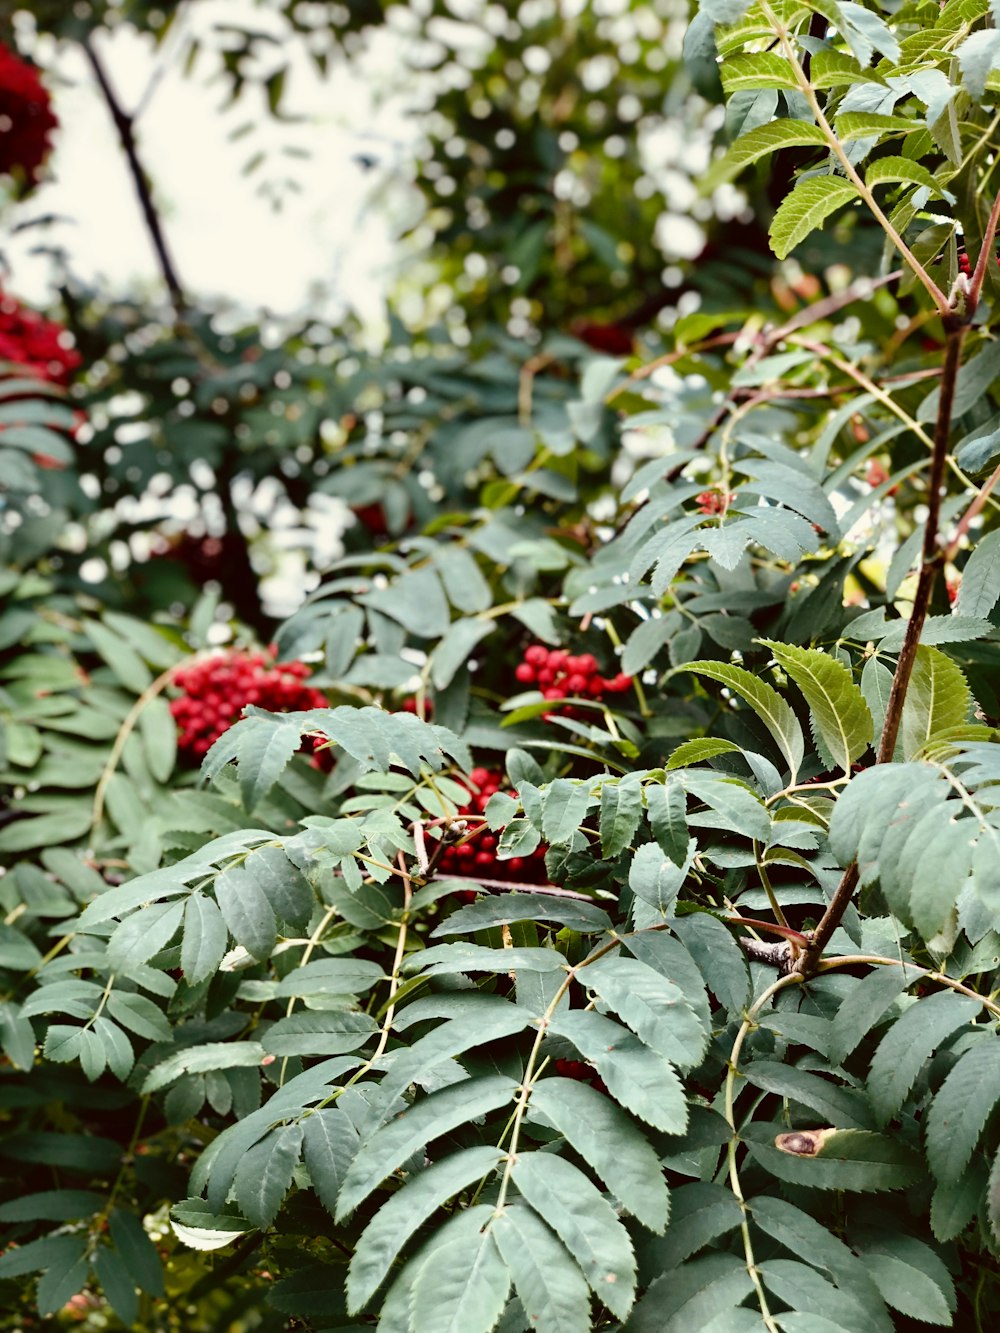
[795,318,968,978]
[80,34,186,309]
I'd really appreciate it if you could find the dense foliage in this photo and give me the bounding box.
[4,1,1000,1330]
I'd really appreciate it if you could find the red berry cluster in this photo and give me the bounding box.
[437,766,547,885]
[514,645,631,707]
[0,42,58,187]
[170,650,328,757]
[696,489,736,516]
[0,288,80,386]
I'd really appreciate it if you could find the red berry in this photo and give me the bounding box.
[524,645,548,666]
[515,663,536,683]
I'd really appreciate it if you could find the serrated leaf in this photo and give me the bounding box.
[600,776,644,857]
[243,844,315,928]
[584,954,705,1070]
[899,646,970,760]
[745,1122,921,1191]
[645,780,689,867]
[743,1060,871,1129]
[854,1232,954,1324]
[528,1077,669,1231]
[215,863,277,960]
[865,155,946,196]
[234,1122,304,1228]
[107,899,184,972]
[0,1189,105,1222]
[828,966,915,1065]
[761,639,872,772]
[957,27,1000,101]
[628,839,688,916]
[703,119,828,192]
[682,660,805,781]
[409,1205,510,1333]
[142,1041,265,1093]
[108,1209,164,1296]
[302,1108,361,1219]
[336,1075,516,1219]
[182,892,229,985]
[867,990,981,1124]
[721,52,798,92]
[93,1245,139,1328]
[769,177,860,260]
[261,1010,377,1056]
[491,1203,590,1333]
[348,1146,503,1310]
[671,913,749,1016]
[105,990,172,1043]
[512,1151,635,1318]
[548,1008,687,1133]
[626,1253,753,1333]
[83,618,153,693]
[432,894,611,937]
[925,1037,1000,1183]
[957,529,1000,618]
[540,779,592,845]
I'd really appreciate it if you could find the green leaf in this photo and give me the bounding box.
[83,618,154,693]
[432,894,611,937]
[645,780,690,866]
[540,779,593,846]
[834,111,922,141]
[681,660,805,781]
[107,899,184,971]
[957,529,1000,618]
[490,1204,591,1333]
[233,1122,304,1228]
[867,991,981,1124]
[272,958,384,997]
[743,1060,871,1129]
[230,713,306,812]
[760,639,872,772]
[768,177,860,260]
[0,1000,38,1069]
[215,862,277,960]
[626,1254,754,1333]
[512,1151,635,1318]
[361,567,453,639]
[403,943,566,977]
[930,1169,983,1242]
[432,619,494,690]
[409,1206,511,1333]
[865,155,946,195]
[0,1231,89,1279]
[528,1077,669,1231]
[243,844,315,928]
[182,892,229,985]
[925,1036,1000,1183]
[828,966,915,1065]
[721,53,798,92]
[854,1232,955,1324]
[548,1008,687,1133]
[628,839,688,915]
[336,1075,517,1219]
[261,1010,377,1056]
[957,27,1000,101]
[302,1108,361,1219]
[600,776,644,857]
[142,1041,266,1093]
[109,1208,164,1296]
[0,1189,104,1222]
[744,1122,922,1192]
[348,1146,502,1311]
[703,119,828,192]
[93,1245,139,1328]
[105,990,173,1043]
[138,694,177,783]
[899,646,970,760]
[584,954,705,1070]
[36,1250,90,1317]
[671,913,749,1017]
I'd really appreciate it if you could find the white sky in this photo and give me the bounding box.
[7,2,422,323]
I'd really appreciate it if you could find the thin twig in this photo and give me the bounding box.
[945,460,1000,561]
[80,33,186,307]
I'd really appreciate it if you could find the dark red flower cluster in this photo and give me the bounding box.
[514,644,631,706]
[0,42,57,185]
[437,766,547,885]
[170,650,328,757]
[0,288,81,385]
[696,489,736,516]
